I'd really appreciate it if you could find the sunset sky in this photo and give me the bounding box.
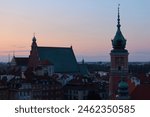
[0,0,150,62]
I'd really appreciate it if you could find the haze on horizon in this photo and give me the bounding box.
[0,0,150,62]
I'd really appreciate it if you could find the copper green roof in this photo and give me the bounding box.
[37,47,79,73]
[118,81,128,88]
[112,29,126,49]
[112,4,127,50]
[111,49,128,53]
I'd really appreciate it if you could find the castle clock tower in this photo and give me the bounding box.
[109,5,129,98]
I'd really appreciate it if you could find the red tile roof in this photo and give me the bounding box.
[131,84,150,100]
[127,79,136,95]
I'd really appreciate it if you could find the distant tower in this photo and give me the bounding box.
[28,36,39,69]
[109,5,129,99]
[116,69,129,99]
[117,80,129,99]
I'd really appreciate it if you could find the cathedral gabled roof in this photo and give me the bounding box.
[37,46,79,73]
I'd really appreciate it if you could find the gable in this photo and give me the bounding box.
[37,47,79,73]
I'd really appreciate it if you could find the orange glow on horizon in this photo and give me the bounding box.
[0,1,150,62]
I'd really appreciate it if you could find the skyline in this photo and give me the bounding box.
[0,0,150,62]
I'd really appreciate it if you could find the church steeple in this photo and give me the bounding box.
[28,35,39,69]
[32,33,36,42]
[32,36,36,42]
[112,4,126,50]
[117,4,121,30]
[32,35,37,48]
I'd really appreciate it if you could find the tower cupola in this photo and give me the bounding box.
[112,4,126,50]
[31,36,37,48]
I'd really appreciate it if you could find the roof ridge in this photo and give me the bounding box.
[38,46,71,49]
[14,57,29,59]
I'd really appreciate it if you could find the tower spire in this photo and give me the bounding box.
[32,33,36,42]
[117,4,121,29]
[33,32,35,37]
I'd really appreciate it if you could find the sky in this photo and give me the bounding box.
[0,0,150,62]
